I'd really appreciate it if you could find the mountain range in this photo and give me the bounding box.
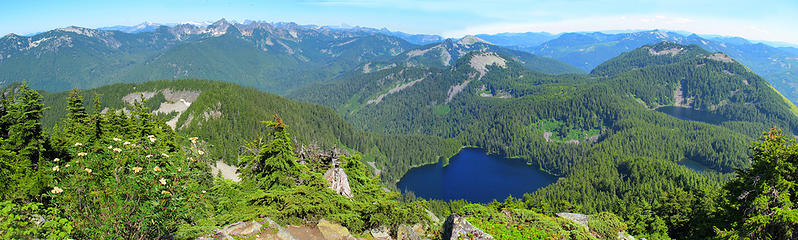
[0,19,579,94]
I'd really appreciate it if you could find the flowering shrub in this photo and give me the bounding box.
[45,92,215,239]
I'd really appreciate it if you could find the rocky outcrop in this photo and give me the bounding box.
[200,218,297,240]
[442,214,493,240]
[317,219,356,240]
[556,212,589,231]
[324,168,353,198]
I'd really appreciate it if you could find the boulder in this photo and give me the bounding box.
[317,219,356,240]
[324,168,353,198]
[442,214,493,240]
[370,225,393,240]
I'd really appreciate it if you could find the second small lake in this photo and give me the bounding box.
[656,106,727,124]
[396,148,557,203]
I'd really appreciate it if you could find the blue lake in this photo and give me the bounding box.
[396,148,557,203]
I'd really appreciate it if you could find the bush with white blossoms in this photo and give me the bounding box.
[46,92,215,239]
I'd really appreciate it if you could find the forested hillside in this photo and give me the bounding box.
[291,42,798,239]
[484,30,798,105]
[39,79,461,184]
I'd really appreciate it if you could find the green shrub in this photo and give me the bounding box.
[589,212,627,240]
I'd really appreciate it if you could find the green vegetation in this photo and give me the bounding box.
[528,119,601,143]
[2,86,435,238]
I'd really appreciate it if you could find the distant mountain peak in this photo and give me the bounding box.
[211,18,230,26]
[2,33,19,39]
[457,35,491,46]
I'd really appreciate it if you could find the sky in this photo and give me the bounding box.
[2,0,797,45]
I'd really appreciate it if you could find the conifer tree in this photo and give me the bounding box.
[717,128,798,239]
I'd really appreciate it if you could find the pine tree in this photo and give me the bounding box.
[717,128,798,239]
[0,84,48,200]
[66,89,88,122]
[239,114,302,190]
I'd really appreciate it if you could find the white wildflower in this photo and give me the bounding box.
[159,178,167,185]
[54,158,60,162]
[123,141,131,145]
[112,137,121,142]
[153,166,162,172]
[113,148,122,153]
[132,167,142,173]
[52,165,60,172]
[51,187,63,194]
[74,142,83,147]
[161,153,169,158]
[84,168,92,173]
[189,137,199,144]
[77,152,87,157]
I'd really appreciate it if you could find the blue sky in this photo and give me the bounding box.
[2,0,797,44]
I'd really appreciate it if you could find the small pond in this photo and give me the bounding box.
[656,106,726,124]
[396,148,557,203]
[679,159,713,173]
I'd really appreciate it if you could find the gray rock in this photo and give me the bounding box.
[442,214,493,240]
[370,225,393,240]
[324,168,353,198]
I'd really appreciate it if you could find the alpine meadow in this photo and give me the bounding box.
[1,1,798,239]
